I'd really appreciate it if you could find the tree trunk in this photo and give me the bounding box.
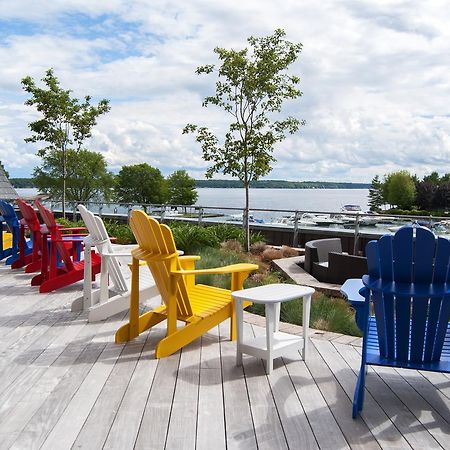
[244,182,250,252]
[62,149,66,218]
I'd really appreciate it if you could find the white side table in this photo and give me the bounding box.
[232,283,315,374]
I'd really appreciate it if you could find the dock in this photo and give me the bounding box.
[0,263,449,449]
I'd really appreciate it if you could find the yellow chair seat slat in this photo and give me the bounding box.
[114,210,258,358]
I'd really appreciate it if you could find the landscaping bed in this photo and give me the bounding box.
[59,217,361,337]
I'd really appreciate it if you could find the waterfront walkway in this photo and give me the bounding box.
[0,263,449,449]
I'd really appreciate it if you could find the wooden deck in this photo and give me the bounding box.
[0,263,450,450]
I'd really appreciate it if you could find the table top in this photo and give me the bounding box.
[232,283,315,304]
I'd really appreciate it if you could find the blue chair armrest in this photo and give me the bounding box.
[341,278,366,331]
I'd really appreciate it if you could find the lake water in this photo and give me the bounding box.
[196,188,369,213]
[15,187,369,221]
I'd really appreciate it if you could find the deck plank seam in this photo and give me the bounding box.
[331,340,437,449]
[72,331,151,449]
[351,343,450,444]
[10,312,129,449]
[329,340,411,449]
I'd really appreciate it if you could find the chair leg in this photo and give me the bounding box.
[156,308,230,358]
[352,361,366,418]
[115,310,166,343]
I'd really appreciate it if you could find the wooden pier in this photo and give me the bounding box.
[0,263,449,449]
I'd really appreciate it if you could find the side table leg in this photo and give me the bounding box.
[303,294,312,360]
[266,303,275,374]
[274,302,281,332]
[236,299,243,366]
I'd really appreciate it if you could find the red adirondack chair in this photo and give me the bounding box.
[34,201,101,293]
[16,199,47,273]
[16,199,84,276]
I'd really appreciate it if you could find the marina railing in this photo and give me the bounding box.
[40,199,449,251]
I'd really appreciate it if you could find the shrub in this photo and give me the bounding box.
[192,246,361,337]
[250,241,267,255]
[170,224,218,253]
[261,247,283,261]
[104,221,136,244]
[194,246,261,289]
[209,224,243,244]
[168,222,266,253]
[281,293,361,336]
[221,239,242,253]
[56,217,85,228]
[281,245,300,257]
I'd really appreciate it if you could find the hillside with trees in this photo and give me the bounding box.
[195,179,370,189]
[368,170,450,214]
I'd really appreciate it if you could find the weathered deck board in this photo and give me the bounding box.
[134,351,180,449]
[0,264,448,449]
[317,339,408,449]
[333,340,436,449]
[242,322,288,450]
[67,337,146,450]
[218,320,258,450]
[305,338,378,450]
[103,326,163,449]
[251,325,319,450]
[196,327,226,450]
[164,338,201,450]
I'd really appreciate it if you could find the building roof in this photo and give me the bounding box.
[0,166,18,200]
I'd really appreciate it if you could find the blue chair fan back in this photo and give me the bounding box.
[363,225,450,366]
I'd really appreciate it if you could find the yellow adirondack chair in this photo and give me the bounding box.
[115,210,259,358]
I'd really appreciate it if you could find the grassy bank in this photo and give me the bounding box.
[58,217,361,336]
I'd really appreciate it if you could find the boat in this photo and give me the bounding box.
[341,204,362,212]
[300,213,347,227]
[226,212,264,224]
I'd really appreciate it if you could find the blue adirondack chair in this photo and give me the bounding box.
[353,225,450,418]
[0,200,32,267]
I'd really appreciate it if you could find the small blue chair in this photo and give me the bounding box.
[0,200,32,267]
[353,225,450,418]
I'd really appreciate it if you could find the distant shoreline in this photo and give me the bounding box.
[195,180,370,189]
[10,178,370,190]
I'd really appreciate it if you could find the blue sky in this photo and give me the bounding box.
[0,0,449,182]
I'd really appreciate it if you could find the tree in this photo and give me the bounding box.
[384,170,416,209]
[114,163,167,208]
[435,181,450,210]
[167,170,198,209]
[183,29,304,251]
[33,149,114,202]
[416,181,438,210]
[423,171,440,184]
[368,175,384,212]
[22,68,110,216]
[0,161,9,178]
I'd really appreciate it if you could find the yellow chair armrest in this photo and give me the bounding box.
[171,263,258,276]
[179,255,201,276]
[179,255,201,263]
[127,260,147,268]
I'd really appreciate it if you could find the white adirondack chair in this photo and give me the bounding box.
[71,205,160,322]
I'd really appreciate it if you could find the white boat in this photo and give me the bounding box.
[269,213,317,227]
[358,215,382,226]
[341,204,362,212]
[303,213,346,227]
[227,212,264,223]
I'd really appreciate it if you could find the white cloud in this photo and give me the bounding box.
[0,0,449,182]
